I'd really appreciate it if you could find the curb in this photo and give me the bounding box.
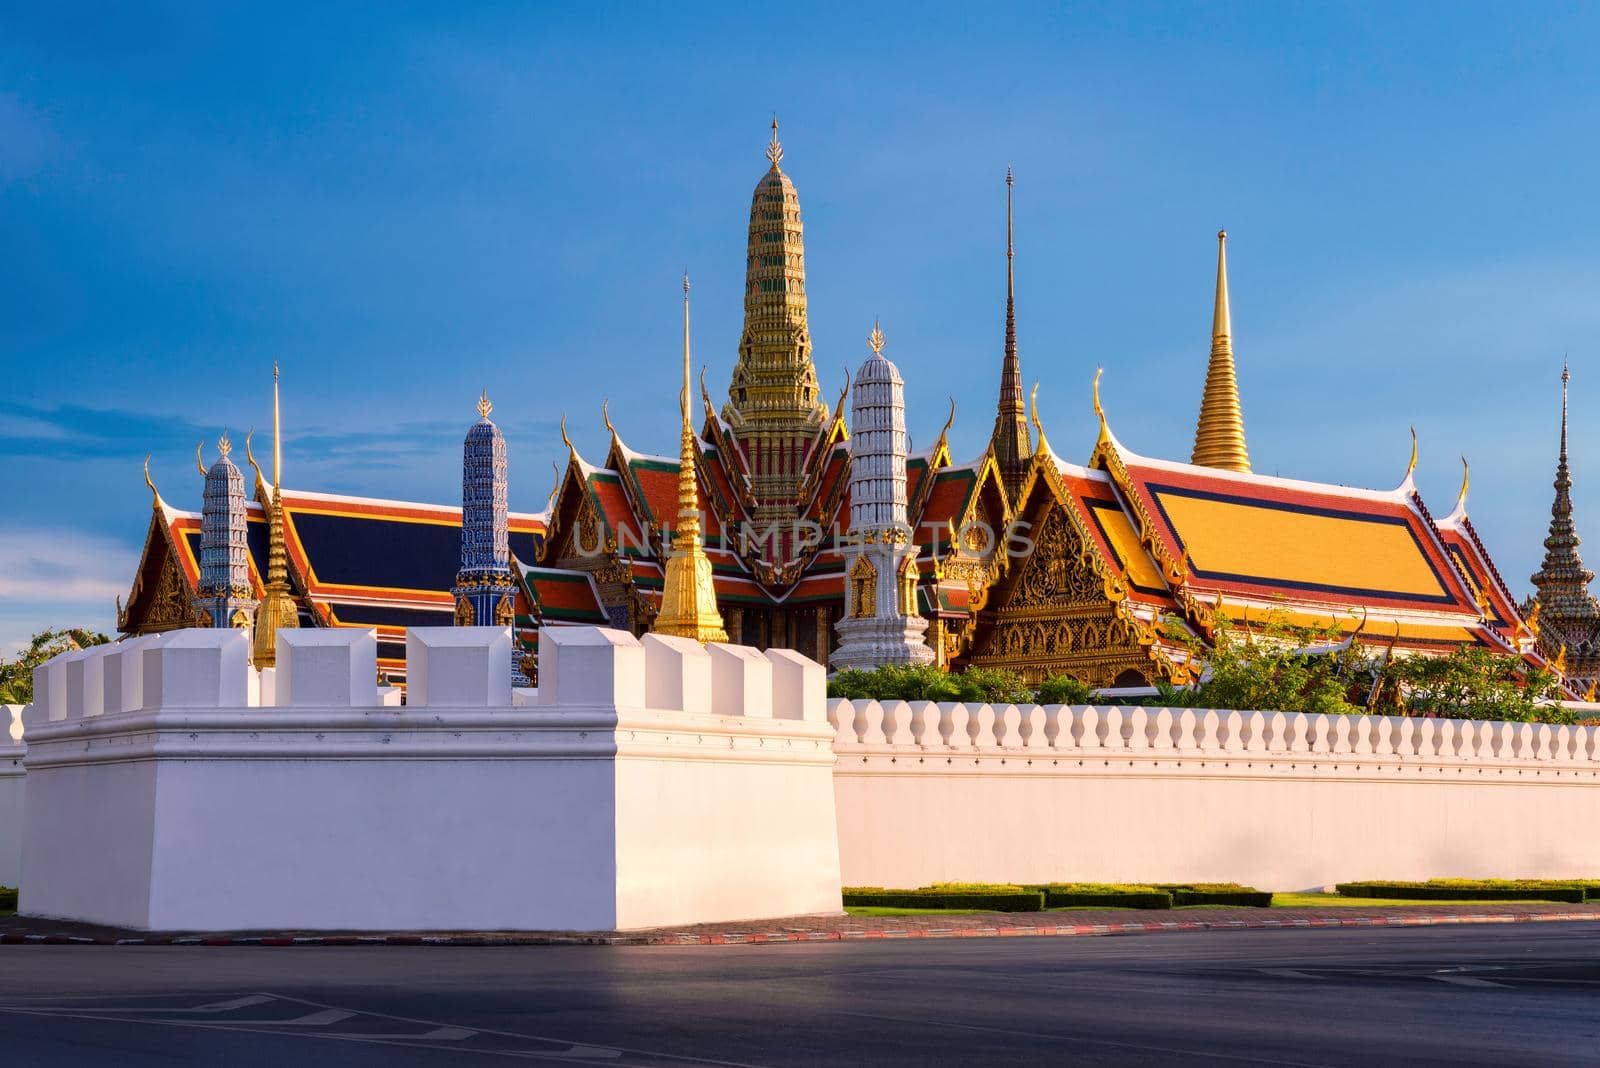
[1,910,1595,947]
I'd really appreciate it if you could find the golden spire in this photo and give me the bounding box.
[725,116,826,523]
[1191,229,1251,472]
[766,115,783,168]
[477,390,493,421]
[868,319,885,355]
[255,363,298,668]
[272,362,282,492]
[653,273,728,643]
[217,431,232,459]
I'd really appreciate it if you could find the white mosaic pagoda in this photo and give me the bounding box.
[830,324,935,671]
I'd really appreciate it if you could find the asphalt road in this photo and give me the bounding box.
[1,922,1599,1066]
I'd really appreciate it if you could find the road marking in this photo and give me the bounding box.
[1432,975,1505,988]
[831,1009,1327,1067]
[0,992,759,1066]
[10,993,280,1015]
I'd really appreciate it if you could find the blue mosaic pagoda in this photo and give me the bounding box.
[453,392,518,633]
[193,432,258,631]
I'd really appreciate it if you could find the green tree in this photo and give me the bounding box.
[826,663,1032,704]
[1035,674,1096,705]
[0,628,112,705]
[1381,645,1566,723]
[1160,612,1364,715]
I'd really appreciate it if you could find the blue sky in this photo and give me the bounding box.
[3,3,1599,651]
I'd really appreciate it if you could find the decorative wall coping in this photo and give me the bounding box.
[20,627,832,771]
[827,699,1600,765]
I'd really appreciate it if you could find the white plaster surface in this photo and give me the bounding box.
[0,706,23,888]
[19,627,840,932]
[766,648,826,723]
[641,634,712,715]
[104,634,159,715]
[830,699,1600,890]
[143,629,250,708]
[406,627,512,707]
[538,626,643,708]
[276,628,379,707]
[708,643,772,718]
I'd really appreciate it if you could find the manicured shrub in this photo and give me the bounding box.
[1335,880,1589,903]
[1029,883,1174,910]
[1158,883,1273,908]
[842,885,1044,912]
[0,886,16,911]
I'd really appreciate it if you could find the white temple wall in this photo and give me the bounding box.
[0,706,25,889]
[19,626,840,932]
[829,700,1600,891]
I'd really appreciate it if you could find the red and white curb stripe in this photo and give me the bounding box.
[1,910,1595,947]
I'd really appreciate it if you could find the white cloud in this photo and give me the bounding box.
[0,529,138,603]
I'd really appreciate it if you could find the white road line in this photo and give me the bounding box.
[0,993,763,1067]
[203,1008,358,1026]
[1432,975,1505,988]
[831,1009,1328,1067]
[6,994,279,1015]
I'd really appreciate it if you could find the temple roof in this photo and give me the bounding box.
[1071,424,1529,655]
[123,488,548,676]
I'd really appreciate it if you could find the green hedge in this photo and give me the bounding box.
[1335,880,1591,903]
[1158,883,1274,908]
[1028,883,1174,909]
[0,886,16,911]
[843,885,1044,911]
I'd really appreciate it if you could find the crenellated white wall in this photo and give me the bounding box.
[19,626,840,932]
[829,699,1600,890]
[0,706,23,888]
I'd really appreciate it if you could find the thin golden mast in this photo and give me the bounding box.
[1191,230,1251,472]
[652,275,729,642]
[254,362,299,667]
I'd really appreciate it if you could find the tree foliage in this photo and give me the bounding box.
[828,664,1031,704]
[1380,644,1567,723]
[0,628,112,705]
[1158,613,1364,716]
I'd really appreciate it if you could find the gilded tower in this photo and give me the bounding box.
[193,433,257,632]
[723,119,829,520]
[1529,363,1600,682]
[250,364,299,668]
[1191,230,1251,472]
[654,274,729,643]
[991,166,1032,502]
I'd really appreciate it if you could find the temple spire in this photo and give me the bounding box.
[724,119,827,526]
[254,363,298,667]
[1191,230,1251,472]
[194,433,257,633]
[654,274,729,642]
[991,165,1032,501]
[1530,361,1600,624]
